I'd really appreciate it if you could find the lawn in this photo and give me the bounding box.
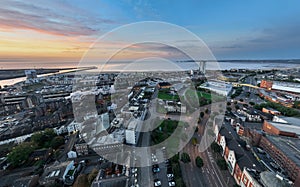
[185,89,224,102]
[157,89,180,101]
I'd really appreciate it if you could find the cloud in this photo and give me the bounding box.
[0,0,116,36]
[208,22,300,59]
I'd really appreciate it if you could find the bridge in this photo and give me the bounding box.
[232,83,260,89]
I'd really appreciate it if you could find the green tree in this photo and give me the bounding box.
[7,142,35,167]
[191,137,198,146]
[180,152,191,163]
[200,112,205,118]
[217,158,227,170]
[205,108,209,114]
[31,132,44,147]
[227,107,232,112]
[294,101,300,109]
[50,136,65,149]
[249,102,255,106]
[31,128,57,148]
[170,153,180,163]
[195,156,204,168]
[211,142,221,153]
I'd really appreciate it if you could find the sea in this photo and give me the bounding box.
[0,61,299,87]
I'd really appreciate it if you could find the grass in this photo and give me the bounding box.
[185,89,225,102]
[158,89,180,101]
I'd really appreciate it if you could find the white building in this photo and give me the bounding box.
[199,81,232,96]
[67,121,82,134]
[67,151,77,159]
[125,118,141,145]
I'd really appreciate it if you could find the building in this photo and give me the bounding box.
[75,142,89,156]
[216,126,264,185]
[67,120,82,134]
[237,108,262,122]
[260,171,292,187]
[63,160,82,185]
[218,75,239,82]
[157,82,172,89]
[92,162,129,187]
[262,117,300,138]
[125,118,141,145]
[199,81,232,96]
[240,168,261,187]
[25,70,37,79]
[40,161,71,186]
[67,151,77,159]
[260,80,273,90]
[262,107,281,116]
[249,132,300,186]
[13,175,39,187]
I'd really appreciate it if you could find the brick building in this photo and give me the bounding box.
[262,117,300,138]
[260,80,273,90]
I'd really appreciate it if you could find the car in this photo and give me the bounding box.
[154,179,161,187]
[152,164,160,173]
[167,173,174,181]
[168,181,176,187]
[152,153,158,162]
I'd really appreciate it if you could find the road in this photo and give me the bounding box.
[180,133,228,187]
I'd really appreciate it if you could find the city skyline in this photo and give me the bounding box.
[1,0,300,69]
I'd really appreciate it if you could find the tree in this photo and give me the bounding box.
[31,128,57,148]
[239,98,244,102]
[191,137,198,146]
[227,102,231,106]
[294,101,300,109]
[227,107,232,112]
[180,152,191,163]
[200,112,205,118]
[50,136,64,149]
[195,156,204,168]
[7,142,35,167]
[205,108,209,114]
[217,158,227,170]
[211,142,221,153]
[249,102,255,106]
[170,153,180,163]
[31,132,44,147]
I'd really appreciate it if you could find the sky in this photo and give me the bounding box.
[1,0,300,68]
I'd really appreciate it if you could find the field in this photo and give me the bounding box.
[185,89,225,102]
[157,89,180,100]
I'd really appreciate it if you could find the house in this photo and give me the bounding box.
[157,82,172,89]
[67,151,77,159]
[75,142,89,156]
[29,148,52,162]
[262,107,281,116]
[216,127,264,186]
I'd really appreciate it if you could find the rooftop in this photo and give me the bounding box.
[266,135,300,168]
[219,127,264,171]
[267,117,300,135]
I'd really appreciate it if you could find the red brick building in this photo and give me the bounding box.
[262,120,299,138]
[260,80,273,90]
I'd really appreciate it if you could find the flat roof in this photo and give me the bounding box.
[266,135,300,168]
[267,121,300,135]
